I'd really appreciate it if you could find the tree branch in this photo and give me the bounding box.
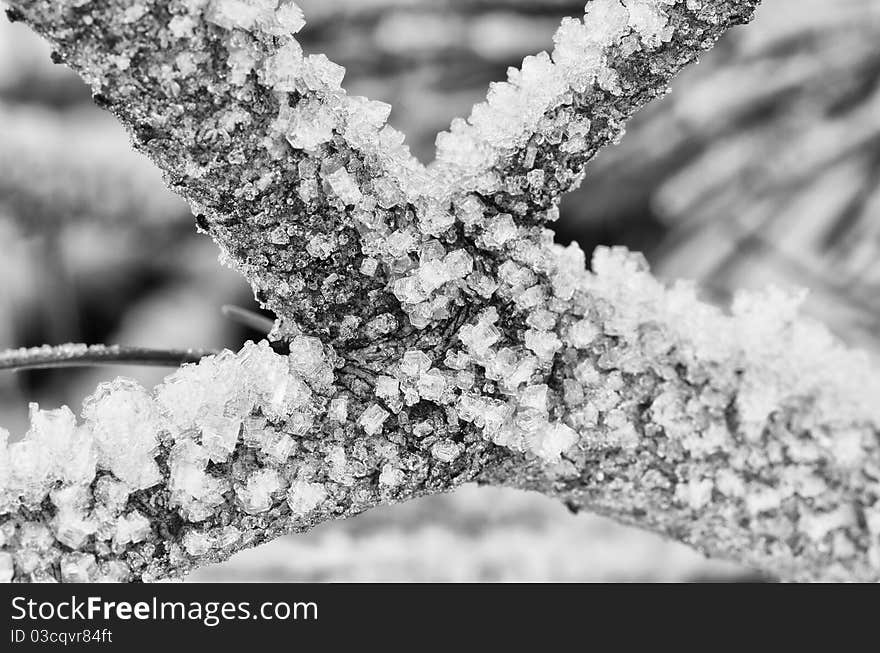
[0,344,216,372]
[5,0,879,584]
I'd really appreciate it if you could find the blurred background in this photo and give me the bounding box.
[1,0,878,581]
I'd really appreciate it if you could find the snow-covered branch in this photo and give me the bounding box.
[5,0,878,583]
[0,344,216,371]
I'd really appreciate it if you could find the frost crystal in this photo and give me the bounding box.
[287,335,327,384]
[359,404,390,436]
[82,380,161,491]
[306,233,337,259]
[237,469,283,514]
[281,98,335,151]
[524,330,562,363]
[207,0,306,36]
[0,552,13,583]
[417,369,447,402]
[530,422,578,463]
[431,441,462,463]
[399,350,432,378]
[169,439,228,521]
[61,552,97,583]
[286,479,326,516]
[52,485,95,549]
[379,464,405,488]
[375,376,400,402]
[114,511,152,548]
[328,396,349,422]
[325,167,363,206]
[182,529,212,556]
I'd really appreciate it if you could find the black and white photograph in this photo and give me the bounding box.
[0,0,879,620]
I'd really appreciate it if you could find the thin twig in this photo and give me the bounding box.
[221,305,275,335]
[0,344,217,372]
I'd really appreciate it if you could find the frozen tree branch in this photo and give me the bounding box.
[4,0,880,584]
[0,344,216,372]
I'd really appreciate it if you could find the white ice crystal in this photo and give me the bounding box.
[0,552,13,583]
[286,479,327,516]
[51,485,96,549]
[114,511,152,548]
[60,552,97,583]
[168,439,229,521]
[261,430,296,462]
[281,97,335,152]
[328,396,349,422]
[626,0,673,48]
[519,384,549,412]
[300,54,346,92]
[375,376,400,402]
[182,529,213,556]
[378,464,405,488]
[417,369,447,402]
[399,350,432,378]
[676,478,715,511]
[533,422,579,462]
[431,440,462,463]
[0,406,96,512]
[524,329,562,363]
[287,335,327,384]
[82,380,161,491]
[480,214,519,249]
[360,257,379,276]
[567,318,599,348]
[306,233,337,259]
[237,469,283,514]
[359,404,390,436]
[207,0,305,36]
[458,309,502,358]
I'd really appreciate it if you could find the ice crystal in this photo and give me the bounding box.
[169,439,228,521]
[359,404,390,436]
[286,479,326,516]
[83,380,161,490]
[378,464,405,488]
[431,441,462,463]
[114,511,152,548]
[60,552,97,583]
[399,350,432,378]
[0,552,13,583]
[306,233,337,259]
[237,469,283,514]
[325,167,362,206]
[52,485,95,549]
[281,98,335,152]
[328,396,349,423]
[207,0,305,36]
[375,376,400,402]
[360,257,379,277]
[524,329,562,363]
[182,529,212,556]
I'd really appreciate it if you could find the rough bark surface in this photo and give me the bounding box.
[3,0,880,584]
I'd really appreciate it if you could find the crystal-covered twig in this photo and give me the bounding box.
[0,344,217,372]
[221,305,275,335]
[5,0,880,584]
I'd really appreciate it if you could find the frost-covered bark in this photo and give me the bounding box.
[4,0,879,583]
